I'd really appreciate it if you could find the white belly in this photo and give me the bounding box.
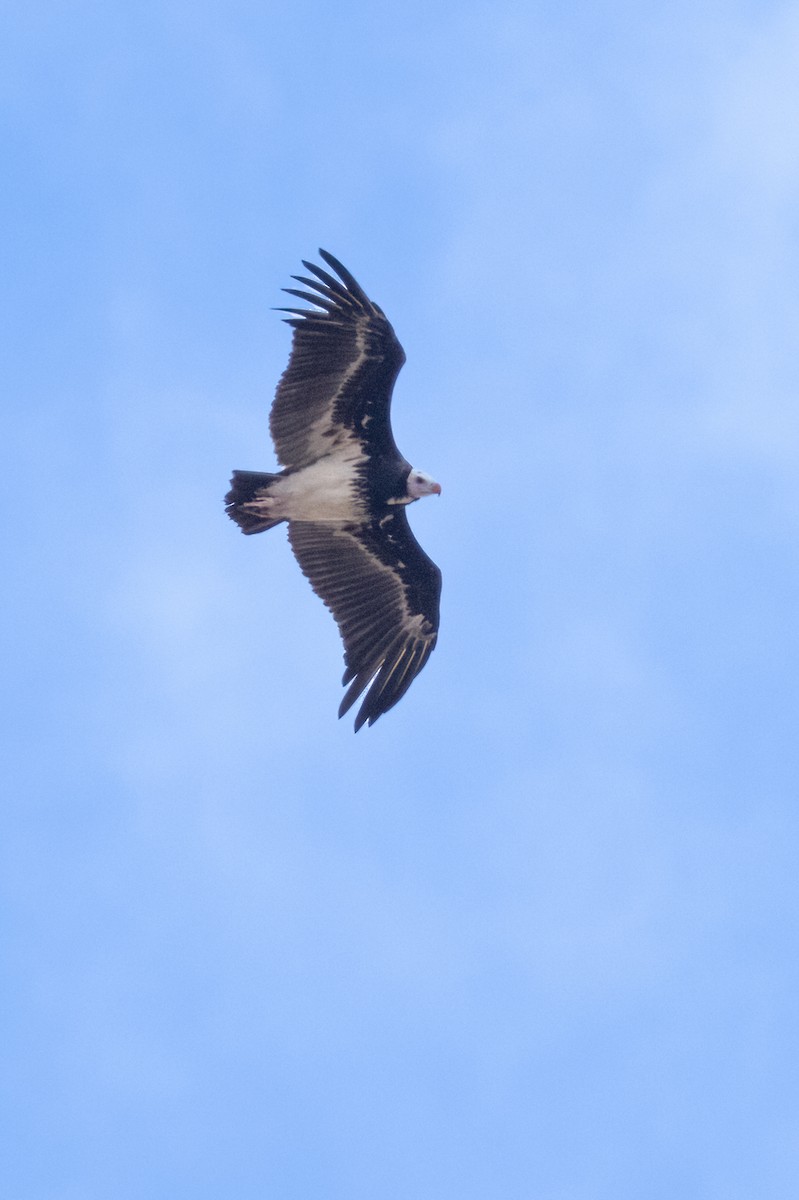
[269,455,368,522]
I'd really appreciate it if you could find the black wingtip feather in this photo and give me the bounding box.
[296,268,354,305]
[337,637,434,732]
[316,249,371,304]
[299,260,359,306]
[282,287,338,311]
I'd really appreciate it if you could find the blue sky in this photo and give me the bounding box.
[3,2,799,1197]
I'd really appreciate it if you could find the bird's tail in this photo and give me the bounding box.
[225,470,285,534]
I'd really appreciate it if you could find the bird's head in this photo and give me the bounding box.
[407,469,442,501]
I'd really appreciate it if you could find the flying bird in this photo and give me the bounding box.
[225,249,442,731]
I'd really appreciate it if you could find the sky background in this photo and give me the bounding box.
[3,2,799,1197]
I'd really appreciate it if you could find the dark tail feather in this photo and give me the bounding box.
[225,470,285,535]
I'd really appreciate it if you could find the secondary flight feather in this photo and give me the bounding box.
[225,250,442,730]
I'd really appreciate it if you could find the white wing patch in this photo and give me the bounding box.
[337,318,368,394]
[286,518,440,730]
[294,319,370,463]
[269,251,406,472]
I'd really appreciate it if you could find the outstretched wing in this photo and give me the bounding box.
[288,511,441,730]
[272,249,406,469]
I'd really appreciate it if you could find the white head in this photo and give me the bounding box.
[407,468,442,500]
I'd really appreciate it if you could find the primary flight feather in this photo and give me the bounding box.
[225,250,442,731]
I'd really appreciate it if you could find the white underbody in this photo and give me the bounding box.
[248,453,370,523]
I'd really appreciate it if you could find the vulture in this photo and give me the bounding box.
[225,250,442,731]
